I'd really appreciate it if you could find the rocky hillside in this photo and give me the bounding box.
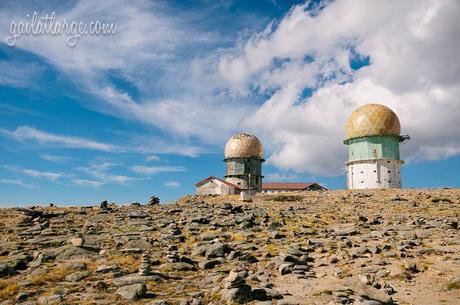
[0,189,459,305]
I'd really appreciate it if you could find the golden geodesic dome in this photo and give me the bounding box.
[346,104,401,139]
[224,132,263,159]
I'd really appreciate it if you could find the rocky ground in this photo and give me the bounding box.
[0,189,459,305]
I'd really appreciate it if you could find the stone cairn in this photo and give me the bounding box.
[220,269,252,304]
[138,251,151,276]
[166,245,180,263]
[276,245,316,279]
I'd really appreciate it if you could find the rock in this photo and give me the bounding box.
[147,301,172,305]
[223,270,247,289]
[252,288,269,301]
[358,300,383,305]
[138,251,152,276]
[164,262,196,271]
[4,252,32,272]
[65,271,91,282]
[37,292,65,304]
[205,242,232,258]
[448,277,460,289]
[279,263,293,275]
[100,200,108,209]
[221,285,252,304]
[198,259,220,269]
[116,283,147,300]
[0,264,14,277]
[404,262,419,273]
[345,278,393,304]
[69,233,85,247]
[112,274,163,286]
[95,265,119,273]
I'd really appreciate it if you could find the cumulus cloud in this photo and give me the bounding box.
[220,0,460,175]
[2,0,459,178]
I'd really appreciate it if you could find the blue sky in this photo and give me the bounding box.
[0,0,459,205]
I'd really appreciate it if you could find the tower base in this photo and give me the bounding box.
[346,159,403,189]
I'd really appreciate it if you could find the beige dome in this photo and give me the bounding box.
[224,132,263,159]
[346,103,401,139]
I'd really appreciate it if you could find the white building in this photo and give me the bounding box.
[344,103,409,189]
[195,176,241,195]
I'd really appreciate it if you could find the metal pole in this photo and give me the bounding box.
[248,173,251,195]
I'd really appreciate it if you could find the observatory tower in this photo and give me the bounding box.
[224,132,264,194]
[344,104,409,189]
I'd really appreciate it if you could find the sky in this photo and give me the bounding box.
[0,0,459,206]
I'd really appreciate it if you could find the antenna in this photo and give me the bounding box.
[399,135,410,144]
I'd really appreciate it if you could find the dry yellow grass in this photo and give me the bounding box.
[0,279,19,300]
[29,266,73,286]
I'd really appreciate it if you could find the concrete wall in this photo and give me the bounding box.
[196,179,236,195]
[346,159,402,189]
[225,157,263,192]
[346,136,400,162]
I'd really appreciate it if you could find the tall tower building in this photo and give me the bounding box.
[344,104,408,189]
[224,132,264,194]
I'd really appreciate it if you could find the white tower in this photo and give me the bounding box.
[344,104,409,190]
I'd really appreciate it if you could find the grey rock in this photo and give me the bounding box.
[220,285,252,304]
[165,262,196,271]
[112,274,162,286]
[279,263,293,275]
[345,278,393,304]
[206,242,232,258]
[37,292,65,305]
[65,271,91,282]
[198,259,220,269]
[95,265,119,273]
[115,283,146,300]
[146,301,172,305]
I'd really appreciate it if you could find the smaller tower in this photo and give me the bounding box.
[344,103,409,189]
[224,132,264,194]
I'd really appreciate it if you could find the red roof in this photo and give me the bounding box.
[195,176,241,189]
[262,182,324,190]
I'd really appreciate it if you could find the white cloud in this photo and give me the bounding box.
[21,169,64,181]
[41,154,73,164]
[0,126,119,152]
[220,0,460,175]
[165,181,180,188]
[0,178,36,189]
[76,161,133,184]
[1,0,459,178]
[3,165,65,182]
[0,61,44,88]
[72,178,105,187]
[265,172,298,181]
[146,155,160,161]
[130,165,186,175]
